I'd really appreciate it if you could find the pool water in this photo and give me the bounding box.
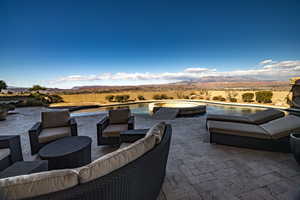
[72,102,265,117]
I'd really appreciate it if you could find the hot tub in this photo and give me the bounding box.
[148,101,206,116]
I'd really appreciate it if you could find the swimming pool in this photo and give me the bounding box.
[72,102,266,117]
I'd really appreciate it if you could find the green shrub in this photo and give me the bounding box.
[199,89,208,95]
[105,95,115,102]
[212,95,226,101]
[153,94,162,100]
[49,94,64,103]
[17,98,45,107]
[160,94,169,99]
[115,95,130,102]
[115,95,123,102]
[137,95,145,100]
[153,94,172,100]
[175,91,184,99]
[226,91,238,102]
[242,93,254,102]
[255,91,273,103]
[229,98,237,102]
[122,95,130,102]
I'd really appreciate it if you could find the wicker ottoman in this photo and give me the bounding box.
[39,136,92,170]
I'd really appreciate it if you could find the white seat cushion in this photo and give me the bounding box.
[0,169,78,200]
[119,142,131,149]
[78,133,156,183]
[103,124,128,137]
[0,148,10,160]
[261,115,300,139]
[38,127,71,143]
[146,122,166,144]
[207,120,271,139]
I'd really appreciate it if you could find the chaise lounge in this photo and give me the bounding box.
[0,122,171,200]
[207,114,300,152]
[206,108,285,125]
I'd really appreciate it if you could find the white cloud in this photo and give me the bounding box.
[53,59,300,86]
[184,67,216,73]
[259,59,273,65]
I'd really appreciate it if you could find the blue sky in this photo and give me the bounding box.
[1,0,300,88]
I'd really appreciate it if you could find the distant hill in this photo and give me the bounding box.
[175,76,259,83]
[68,76,290,93]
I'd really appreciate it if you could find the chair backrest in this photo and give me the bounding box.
[108,108,131,124]
[41,110,70,128]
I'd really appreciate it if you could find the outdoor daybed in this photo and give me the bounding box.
[207,114,300,152]
[0,122,171,200]
[206,108,285,125]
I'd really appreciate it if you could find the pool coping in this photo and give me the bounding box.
[50,99,300,113]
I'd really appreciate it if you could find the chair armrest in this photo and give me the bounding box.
[0,135,23,162]
[128,116,135,130]
[29,122,42,135]
[69,117,78,136]
[97,116,109,136]
[28,122,42,154]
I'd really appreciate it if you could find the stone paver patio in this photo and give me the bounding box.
[0,107,299,200]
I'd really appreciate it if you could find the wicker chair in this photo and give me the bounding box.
[29,110,78,155]
[97,108,134,146]
[0,135,23,171]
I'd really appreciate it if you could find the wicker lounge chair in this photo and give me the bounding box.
[0,135,23,171]
[97,108,134,145]
[28,110,78,155]
[207,114,300,152]
[206,108,284,125]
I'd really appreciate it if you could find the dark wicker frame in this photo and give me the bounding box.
[26,124,172,200]
[97,116,135,146]
[28,118,78,155]
[0,135,23,171]
[209,131,291,153]
[39,136,92,170]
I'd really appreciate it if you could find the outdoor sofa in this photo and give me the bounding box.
[0,136,23,171]
[28,110,78,155]
[207,114,300,152]
[206,108,285,126]
[0,122,171,200]
[97,108,134,145]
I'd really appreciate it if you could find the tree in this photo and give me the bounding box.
[29,85,47,91]
[0,80,7,92]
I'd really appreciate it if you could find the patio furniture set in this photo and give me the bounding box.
[1,106,300,199]
[0,108,172,200]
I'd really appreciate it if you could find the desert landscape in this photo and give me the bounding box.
[49,79,291,108]
[0,78,293,108]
